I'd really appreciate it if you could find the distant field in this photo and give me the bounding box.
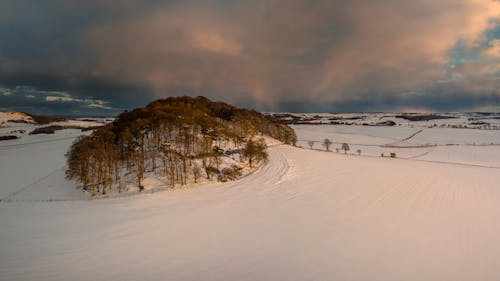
[293,124,500,167]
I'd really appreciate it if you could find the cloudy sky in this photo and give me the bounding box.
[0,0,499,115]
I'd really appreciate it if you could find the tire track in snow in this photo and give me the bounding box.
[400,146,437,159]
[365,181,406,211]
[274,149,291,185]
[384,129,424,147]
[0,166,65,202]
[0,136,79,150]
[250,146,293,196]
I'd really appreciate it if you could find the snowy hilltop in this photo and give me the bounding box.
[65,96,297,196]
[0,112,35,126]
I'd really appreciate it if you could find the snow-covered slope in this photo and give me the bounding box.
[0,112,34,126]
[0,129,92,201]
[1,124,500,280]
[0,112,109,144]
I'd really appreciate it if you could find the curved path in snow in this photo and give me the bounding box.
[2,145,500,281]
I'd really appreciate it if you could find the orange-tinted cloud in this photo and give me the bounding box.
[0,0,499,113]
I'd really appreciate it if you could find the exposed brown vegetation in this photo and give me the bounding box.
[29,125,100,135]
[395,114,458,121]
[0,135,18,141]
[23,113,63,125]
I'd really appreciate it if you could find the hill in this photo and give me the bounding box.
[0,112,34,126]
[65,96,296,196]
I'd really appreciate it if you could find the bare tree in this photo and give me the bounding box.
[192,164,201,183]
[322,138,332,151]
[242,138,268,168]
[356,149,361,155]
[307,140,314,149]
[341,143,350,154]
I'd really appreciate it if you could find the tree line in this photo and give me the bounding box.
[66,96,296,196]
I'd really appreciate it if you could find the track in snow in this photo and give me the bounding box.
[0,136,80,150]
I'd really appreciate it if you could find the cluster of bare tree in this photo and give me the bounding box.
[319,138,352,154]
[66,96,296,196]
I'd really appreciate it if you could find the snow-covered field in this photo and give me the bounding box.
[293,124,500,167]
[0,129,92,201]
[2,120,500,280]
[267,112,500,129]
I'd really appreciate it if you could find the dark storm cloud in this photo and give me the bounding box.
[0,73,153,108]
[273,92,500,113]
[0,85,115,116]
[0,0,499,115]
[0,95,100,117]
[0,0,160,115]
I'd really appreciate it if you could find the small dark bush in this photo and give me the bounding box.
[29,126,64,135]
[81,126,102,132]
[218,165,243,182]
[0,135,18,141]
[30,125,88,135]
[26,114,63,125]
[7,119,30,124]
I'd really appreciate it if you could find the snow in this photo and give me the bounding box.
[267,112,500,128]
[0,113,106,144]
[49,119,105,128]
[293,124,500,167]
[0,129,91,201]
[0,112,34,127]
[1,121,500,280]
